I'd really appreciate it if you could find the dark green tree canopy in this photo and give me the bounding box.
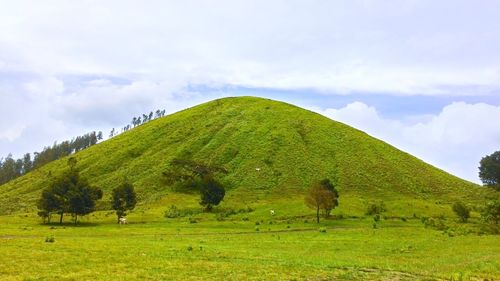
[479,151,500,190]
[37,158,102,224]
[199,177,225,211]
[111,180,137,221]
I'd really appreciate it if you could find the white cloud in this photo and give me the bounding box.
[0,1,500,95]
[314,102,500,183]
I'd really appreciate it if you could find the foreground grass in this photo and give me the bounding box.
[1,212,498,281]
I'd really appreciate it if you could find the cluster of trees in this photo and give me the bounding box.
[109,109,167,138]
[305,179,339,223]
[37,158,103,224]
[163,158,226,211]
[131,109,166,127]
[0,131,102,186]
[37,158,138,224]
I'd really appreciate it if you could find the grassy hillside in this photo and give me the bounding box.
[0,96,495,215]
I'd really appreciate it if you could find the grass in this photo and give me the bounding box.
[0,209,498,280]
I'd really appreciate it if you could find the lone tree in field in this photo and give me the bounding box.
[163,158,227,211]
[199,177,225,211]
[479,151,500,191]
[305,179,339,223]
[452,202,470,223]
[111,180,137,222]
[37,157,103,224]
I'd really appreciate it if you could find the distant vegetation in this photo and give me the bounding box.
[0,109,167,187]
[0,131,102,185]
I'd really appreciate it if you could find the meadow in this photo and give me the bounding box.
[0,205,498,281]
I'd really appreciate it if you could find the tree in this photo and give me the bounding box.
[305,182,338,223]
[111,180,137,222]
[479,151,500,190]
[452,202,470,223]
[199,177,225,211]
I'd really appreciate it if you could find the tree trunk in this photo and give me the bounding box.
[74,214,78,224]
[316,206,320,223]
[59,212,64,224]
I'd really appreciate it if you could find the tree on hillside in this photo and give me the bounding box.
[111,180,137,222]
[479,151,500,191]
[37,158,102,224]
[305,181,339,223]
[199,177,225,211]
[163,158,227,211]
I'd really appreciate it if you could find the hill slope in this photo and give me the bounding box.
[0,97,495,215]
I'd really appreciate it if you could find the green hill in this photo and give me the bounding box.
[0,96,495,216]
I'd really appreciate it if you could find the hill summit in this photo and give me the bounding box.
[0,96,491,215]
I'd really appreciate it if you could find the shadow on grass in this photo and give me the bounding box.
[40,222,100,228]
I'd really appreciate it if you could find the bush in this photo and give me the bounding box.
[188,217,198,224]
[481,200,500,225]
[373,214,380,222]
[319,227,327,233]
[452,202,470,223]
[365,201,386,215]
[45,236,55,243]
[164,205,181,218]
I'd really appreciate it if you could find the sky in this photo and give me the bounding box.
[0,0,499,183]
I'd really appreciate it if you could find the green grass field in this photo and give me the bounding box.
[1,208,499,281]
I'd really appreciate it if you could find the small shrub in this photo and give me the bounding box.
[372,223,377,229]
[242,217,249,221]
[373,214,380,222]
[401,217,407,222]
[45,236,55,243]
[188,217,198,224]
[216,213,225,221]
[187,246,193,251]
[286,225,291,229]
[452,202,470,223]
[255,221,260,225]
[319,227,327,233]
[255,227,260,231]
[365,201,386,215]
[165,205,181,218]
